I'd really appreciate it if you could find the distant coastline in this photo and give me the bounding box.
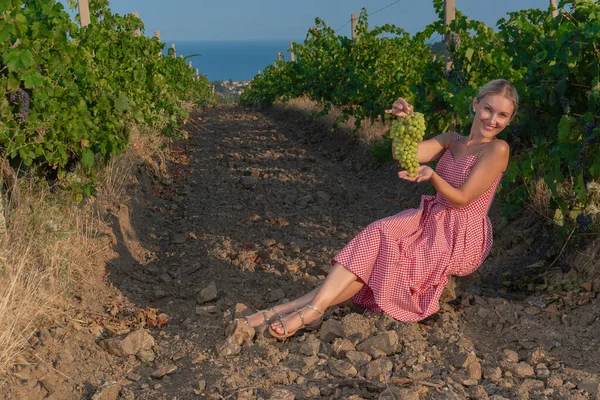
[165,39,299,82]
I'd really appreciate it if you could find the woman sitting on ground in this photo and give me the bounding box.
[242,79,518,339]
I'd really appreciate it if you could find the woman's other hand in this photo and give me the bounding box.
[385,97,413,117]
[398,165,433,182]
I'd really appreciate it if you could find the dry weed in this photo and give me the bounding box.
[0,122,169,379]
[273,97,389,145]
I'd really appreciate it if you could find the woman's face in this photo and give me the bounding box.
[472,94,514,140]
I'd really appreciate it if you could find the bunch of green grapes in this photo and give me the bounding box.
[390,112,426,176]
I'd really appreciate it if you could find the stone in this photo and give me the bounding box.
[136,348,155,363]
[330,338,355,358]
[527,347,547,364]
[341,313,374,340]
[578,379,600,397]
[466,362,482,380]
[356,331,399,356]
[483,366,502,381]
[196,281,218,304]
[364,358,393,382]
[346,350,372,364]
[299,340,321,357]
[502,349,519,363]
[269,288,285,302]
[469,385,489,400]
[319,319,344,342]
[296,195,313,208]
[91,382,121,400]
[126,372,141,382]
[150,365,177,379]
[506,362,535,379]
[216,336,241,357]
[267,388,295,400]
[171,233,187,244]
[378,387,419,400]
[519,379,545,393]
[100,329,155,357]
[225,319,255,346]
[535,364,550,379]
[159,273,173,284]
[315,191,330,203]
[453,353,478,369]
[233,303,252,319]
[328,359,358,378]
[239,176,258,188]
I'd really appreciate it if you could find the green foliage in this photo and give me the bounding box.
[241,1,600,228]
[0,0,215,198]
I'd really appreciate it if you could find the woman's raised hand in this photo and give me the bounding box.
[385,97,413,118]
[398,165,433,182]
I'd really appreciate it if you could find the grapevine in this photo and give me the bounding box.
[8,88,30,124]
[0,0,215,200]
[390,112,426,177]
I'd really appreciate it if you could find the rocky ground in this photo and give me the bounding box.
[7,104,600,400]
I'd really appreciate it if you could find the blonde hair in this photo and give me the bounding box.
[476,79,519,119]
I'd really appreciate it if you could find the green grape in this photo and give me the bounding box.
[389,112,426,177]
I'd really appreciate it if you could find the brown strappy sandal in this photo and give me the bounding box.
[241,306,284,328]
[268,304,324,340]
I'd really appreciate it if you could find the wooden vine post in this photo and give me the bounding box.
[77,0,91,27]
[550,0,558,18]
[132,12,141,36]
[443,0,456,75]
[351,13,358,40]
[171,43,176,58]
[290,41,295,62]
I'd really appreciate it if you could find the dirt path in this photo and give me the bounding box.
[9,104,600,399]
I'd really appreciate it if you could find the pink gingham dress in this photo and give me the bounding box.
[333,144,502,322]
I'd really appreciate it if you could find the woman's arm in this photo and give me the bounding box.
[430,140,509,207]
[386,98,457,164]
[400,140,510,207]
[416,131,459,163]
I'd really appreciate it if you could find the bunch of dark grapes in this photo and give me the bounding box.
[559,95,573,114]
[583,122,597,135]
[583,122,597,144]
[576,213,593,231]
[8,88,30,124]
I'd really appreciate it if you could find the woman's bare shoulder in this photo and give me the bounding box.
[485,139,510,156]
[438,131,462,147]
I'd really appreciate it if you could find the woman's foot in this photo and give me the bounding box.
[269,304,324,339]
[241,306,284,328]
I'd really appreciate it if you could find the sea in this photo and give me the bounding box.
[164,40,297,83]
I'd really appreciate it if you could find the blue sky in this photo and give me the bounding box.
[65,0,552,42]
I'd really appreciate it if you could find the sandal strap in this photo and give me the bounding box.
[261,310,270,325]
[305,304,324,315]
[269,306,284,318]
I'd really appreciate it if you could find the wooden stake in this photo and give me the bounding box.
[290,41,295,62]
[351,13,357,40]
[277,52,283,62]
[77,0,91,27]
[444,0,456,74]
[132,12,141,37]
[155,30,161,41]
[171,43,176,58]
[550,0,558,18]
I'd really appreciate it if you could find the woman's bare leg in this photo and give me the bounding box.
[270,263,363,335]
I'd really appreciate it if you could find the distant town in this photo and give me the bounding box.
[213,79,251,103]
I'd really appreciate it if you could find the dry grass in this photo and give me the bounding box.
[0,123,169,380]
[272,97,390,145]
